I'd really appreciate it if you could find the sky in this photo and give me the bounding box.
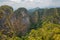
[0,0,60,10]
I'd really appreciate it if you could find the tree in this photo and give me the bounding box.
[24,21,60,40]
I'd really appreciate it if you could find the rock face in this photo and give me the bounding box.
[44,8,60,24]
[30,9,44,29]
[30,8,60,29]
[11,8,30,36]
[0,5,14,37]
[0,5,60,38]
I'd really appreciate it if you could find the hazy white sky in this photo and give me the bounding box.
[0,0,60,9]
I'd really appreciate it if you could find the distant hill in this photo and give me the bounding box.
[0,5,60,40]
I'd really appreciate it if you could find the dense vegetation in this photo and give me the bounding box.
[0,5,60,40]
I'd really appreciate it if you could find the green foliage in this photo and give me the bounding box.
[8,36,22,40]
[24,21,60,40]
[0,5,60,40]
[0,10,4,19]
[0,5,13,11]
